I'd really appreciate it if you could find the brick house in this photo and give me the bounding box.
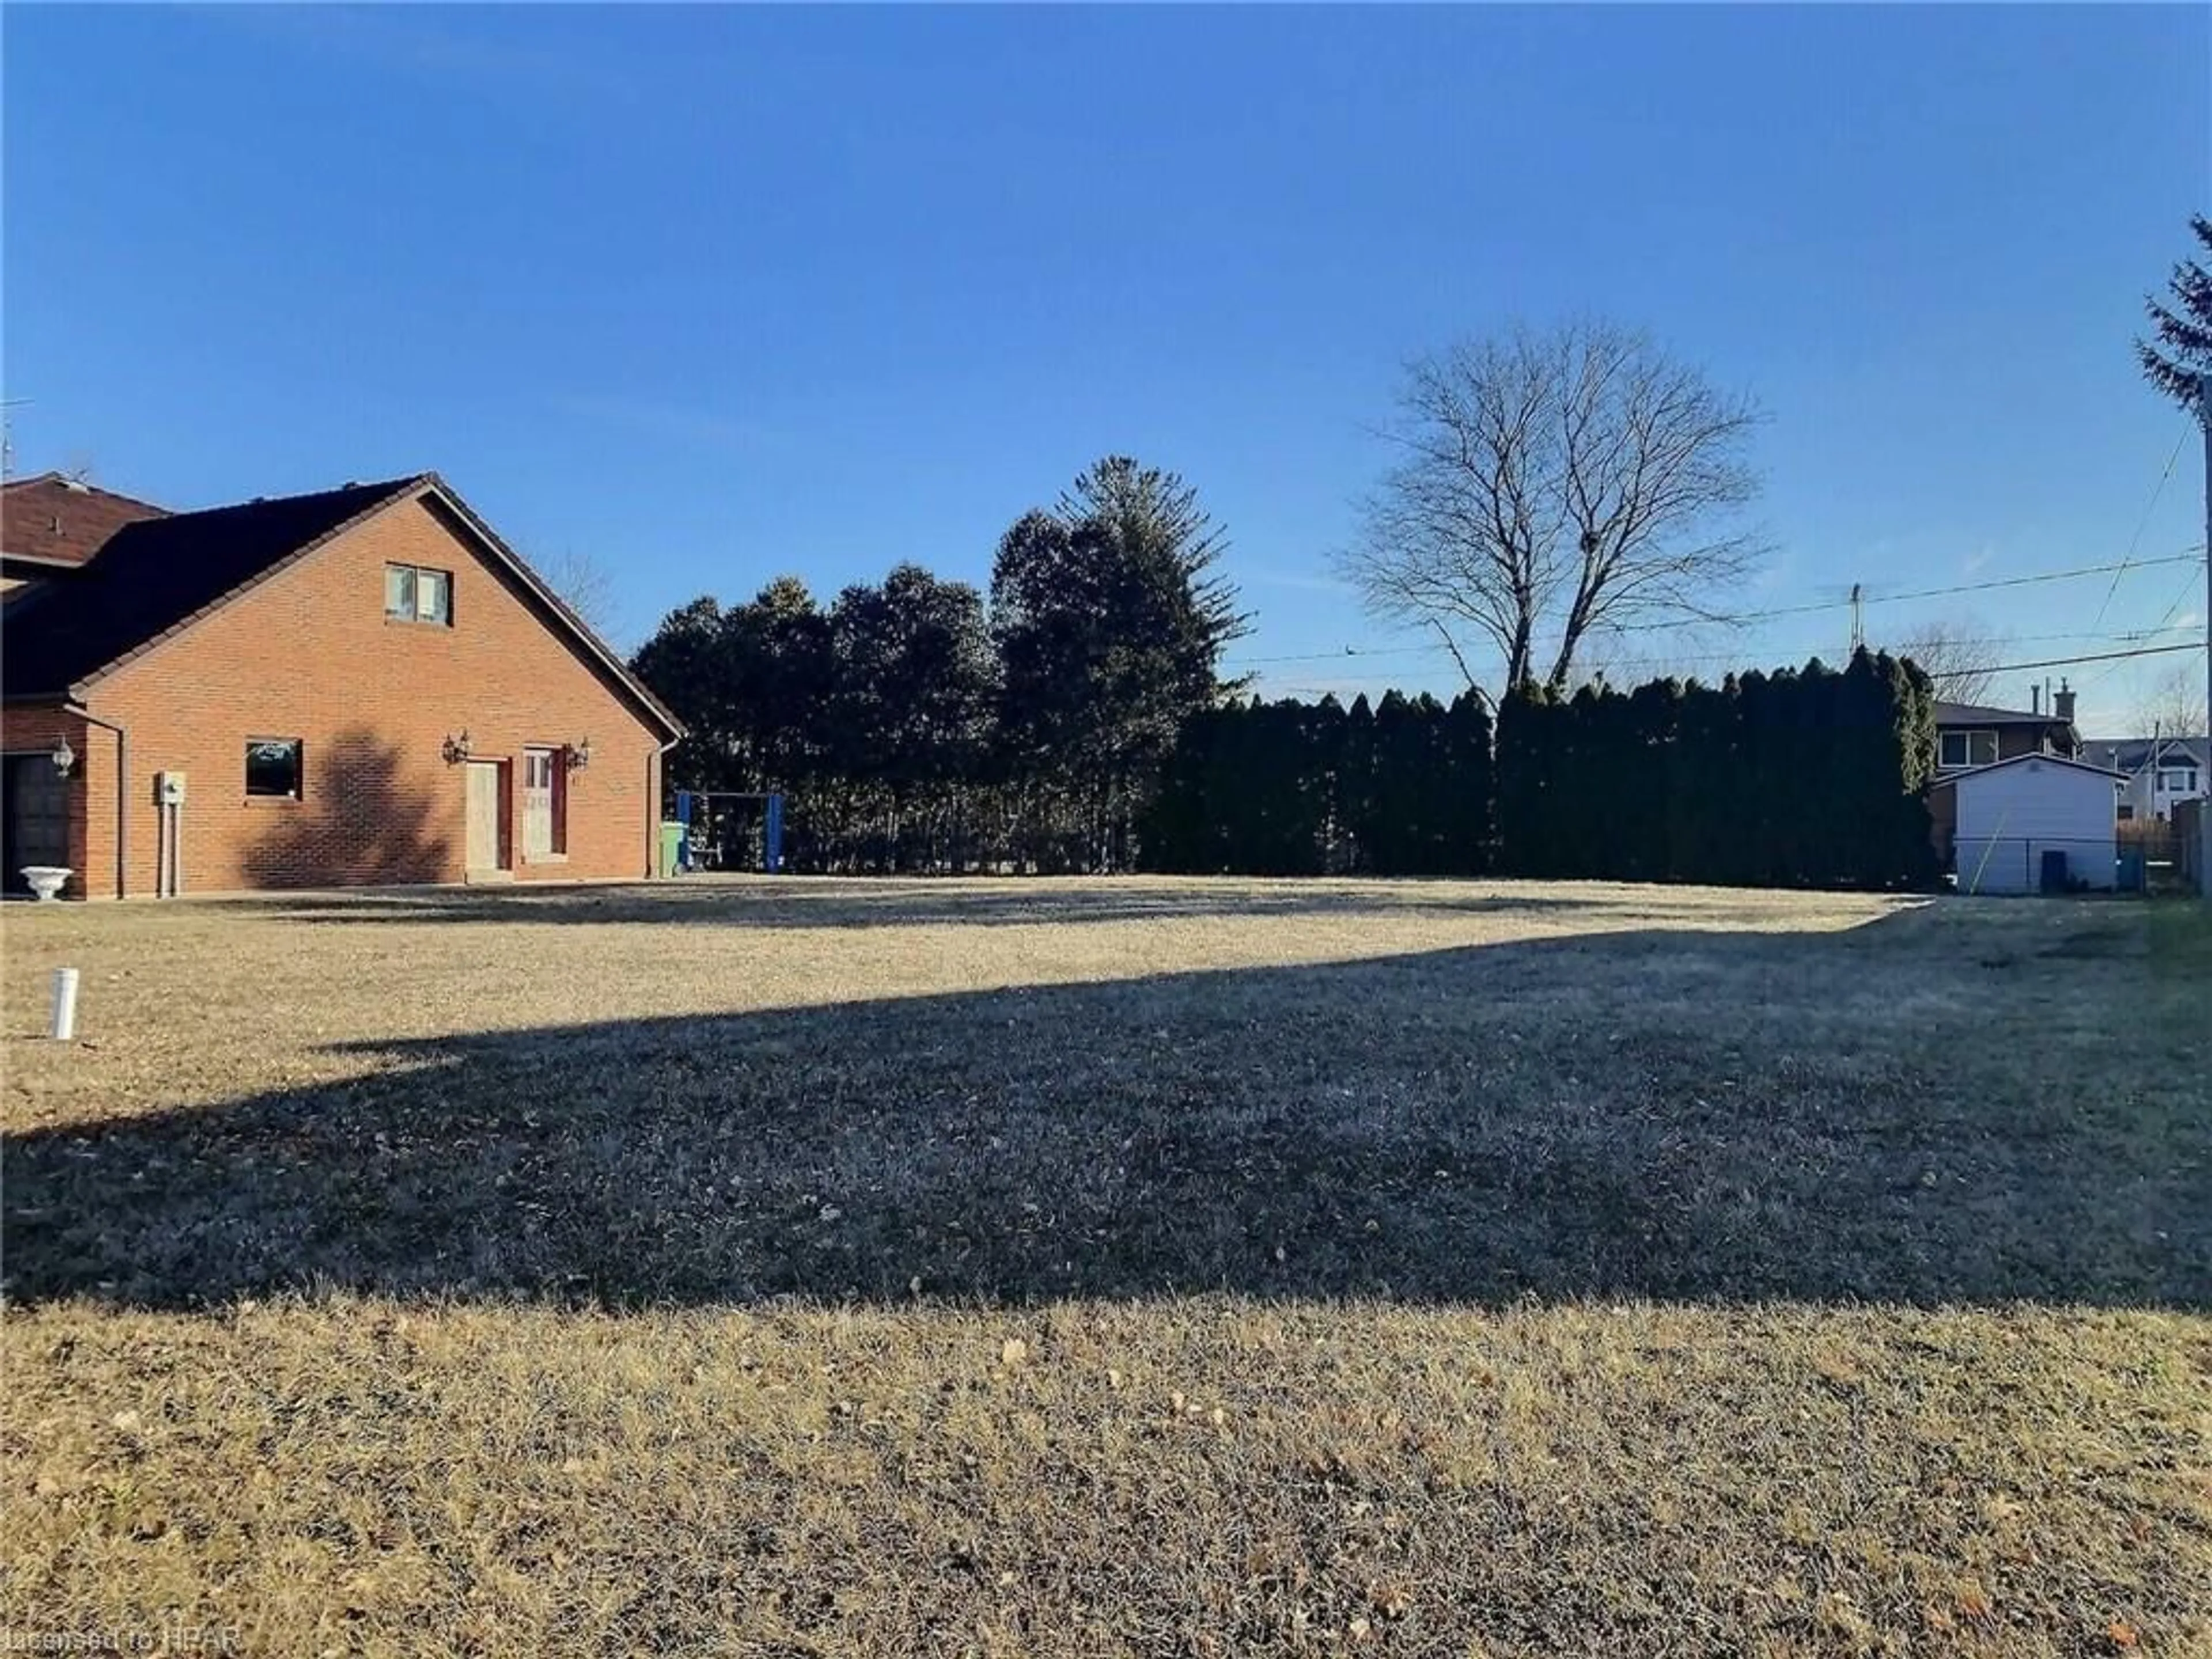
[1925,690,2083,869]
[1,472,683,897]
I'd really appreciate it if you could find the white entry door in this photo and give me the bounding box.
[521,748,556,861]
[465,761,506,872]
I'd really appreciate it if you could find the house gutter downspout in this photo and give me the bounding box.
[66,700,128,900]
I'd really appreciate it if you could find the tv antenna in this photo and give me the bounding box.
[1812,578,1897,659]
[0,398,28,482]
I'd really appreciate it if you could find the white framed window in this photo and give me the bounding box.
[2157,767,2198,794]
[1939,729,1997,769]
[385,563,453,625]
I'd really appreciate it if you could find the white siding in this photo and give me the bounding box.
[1953,759,2118,894]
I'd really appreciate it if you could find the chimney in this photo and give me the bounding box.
[2030,684,2040,715]
[2053,680,2075,725]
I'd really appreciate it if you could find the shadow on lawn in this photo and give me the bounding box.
[225,878,1619,932]
[7,915,2204,1312]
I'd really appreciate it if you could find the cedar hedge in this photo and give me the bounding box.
[1146,649,1938,890]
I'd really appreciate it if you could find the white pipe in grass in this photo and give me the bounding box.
[50,968,79,1041]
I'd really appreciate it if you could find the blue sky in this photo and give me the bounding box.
[5,4,2206,729]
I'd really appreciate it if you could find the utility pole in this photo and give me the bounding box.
[2199,375,2212,902]
[1848,582,1864,656]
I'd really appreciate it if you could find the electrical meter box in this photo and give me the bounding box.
[157,772,187,805]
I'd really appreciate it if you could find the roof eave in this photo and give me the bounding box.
[66,477,431,698]
[13,474,687,744]
[415,474,687,741]
[1929,754,2128,789]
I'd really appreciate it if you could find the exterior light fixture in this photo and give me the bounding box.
[51,736,75,777]
[441,729,473,765]
[565,737,592,771]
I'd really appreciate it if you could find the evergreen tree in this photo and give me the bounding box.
[1493,686,1548,877]
[992,459,1247,868]
[631,597,741,792]
[1339,694,1378,872]
[1442,690,1494,874]
[632,579,833,798]
[825,565,995,869]
[2138,214,2212,411]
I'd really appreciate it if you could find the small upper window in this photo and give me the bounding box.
[1939,729,1998,769]
[2158,767,2198,793]
[245,738,303,799]
[385,563,452,624]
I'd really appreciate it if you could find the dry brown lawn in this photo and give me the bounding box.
[2,877,2207,1657]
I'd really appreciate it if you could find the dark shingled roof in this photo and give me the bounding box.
[1933,699,2071,728]
[2,478,425,698]
[1,472,170,567]
[1,472,684,738]
[2085,736,2209,773]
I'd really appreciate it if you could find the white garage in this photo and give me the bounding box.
[1938,752,2124,895]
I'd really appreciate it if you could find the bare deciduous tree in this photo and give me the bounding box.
[1338,320,1765,698]
[533,547,622,643]
[1565,626,1725,694]
[2133,662,2208,739]
[1891,618,2013,707]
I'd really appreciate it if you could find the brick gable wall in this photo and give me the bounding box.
[18,493,668,896]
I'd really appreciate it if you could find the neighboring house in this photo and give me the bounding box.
[1,472,683,897]
[1927,691,2081,862]
[2,472,168,597]
[2085,734,2206,823]
[1932,691,2081,771]
[1931,751,2126,895]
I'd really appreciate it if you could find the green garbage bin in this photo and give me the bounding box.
[657,820,685,878]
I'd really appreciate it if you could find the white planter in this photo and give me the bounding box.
[20,865,72,902]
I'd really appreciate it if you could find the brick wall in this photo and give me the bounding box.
[18,492,671,896]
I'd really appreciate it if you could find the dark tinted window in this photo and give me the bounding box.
[246,738,303,798]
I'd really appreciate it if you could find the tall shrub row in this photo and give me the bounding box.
[1152,650,1938,889]
[1143,691,1494,876]
[1494,650,1935,887]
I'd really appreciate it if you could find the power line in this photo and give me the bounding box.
[1922,639,2206,681]
[2089,430,2189,632]
[1720,549,2203,626]
[2079,562,2209,694]
[1245,630,2208,690]
[1575,637,2207,683]
[1254,622,2201,672]
[2125,564,2205,650]
[1225,547,2207,668]
[1263,637,2208,700]
[1232,641,1449,668]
